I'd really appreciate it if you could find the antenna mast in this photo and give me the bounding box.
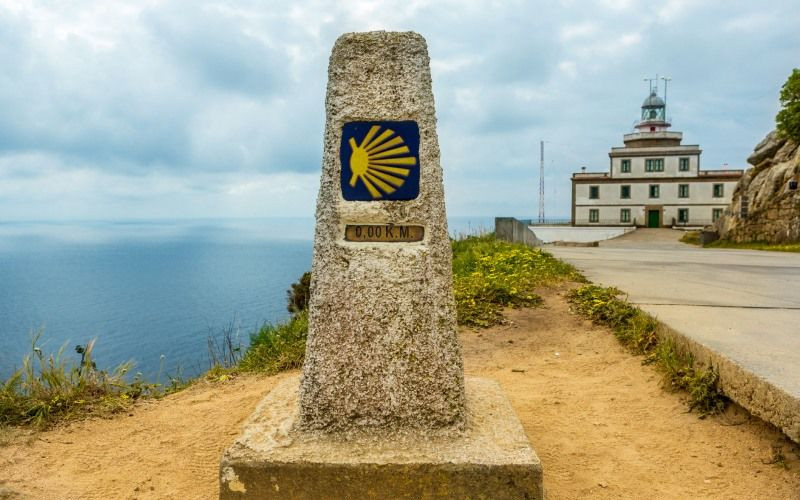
[538,140,545,224]
[661,75,671,111]
[643,75,659,94]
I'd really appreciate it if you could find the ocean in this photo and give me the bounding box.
[0,217,493,380]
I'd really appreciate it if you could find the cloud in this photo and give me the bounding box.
[560,22,598,42]
[143,2,290,96]
[0,0,798,219]
[656,0,695,23]
[0,151,319,219]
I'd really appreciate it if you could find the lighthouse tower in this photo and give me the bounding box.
[635,89,670,133]
[569,76,743,229]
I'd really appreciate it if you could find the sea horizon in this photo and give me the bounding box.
[0,215,511,381]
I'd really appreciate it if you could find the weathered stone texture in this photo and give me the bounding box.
[717,132,800,243]
[298,31,465,432]
[220,376,544,500]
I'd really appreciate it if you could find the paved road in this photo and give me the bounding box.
[547,229,800,398]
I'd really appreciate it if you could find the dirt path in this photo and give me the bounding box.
[2,285,799,499]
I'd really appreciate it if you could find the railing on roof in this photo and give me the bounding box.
[523,218,572,226]
[698,169,744,176]
[572,172,609,179]
[672,219,717,227]
[622,131,682,141]
[571,219,637,226]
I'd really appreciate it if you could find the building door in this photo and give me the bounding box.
[647,209,660,228]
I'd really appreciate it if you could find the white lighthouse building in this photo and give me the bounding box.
[571,84,743,227]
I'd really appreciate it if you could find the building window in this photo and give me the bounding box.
[589,186,599,199]
[645,158,664,172]
[620,185,631,199]
[678,184,689,198]
[589,209,599,223]
[678,208,689,223]
[621,159,631,173]
[712,208,723,222]
[679,157,690,171]
[649,184,660,198]
[620,208,631,223]
[713,184,724,197]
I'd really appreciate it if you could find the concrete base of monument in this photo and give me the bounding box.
[219,375,543,500]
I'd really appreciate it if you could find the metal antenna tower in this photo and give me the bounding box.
[538,140,545,224]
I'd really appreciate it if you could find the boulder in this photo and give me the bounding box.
[747,130,787,166]
[719,130,800,243]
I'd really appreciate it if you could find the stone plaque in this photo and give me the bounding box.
[344,224,424,242]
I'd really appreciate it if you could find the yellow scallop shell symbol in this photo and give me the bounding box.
[348,125,417,199]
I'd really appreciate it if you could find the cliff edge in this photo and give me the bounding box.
[717,131,800,242]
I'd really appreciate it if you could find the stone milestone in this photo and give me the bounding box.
[298,30,465,432]
[220,31,543,499]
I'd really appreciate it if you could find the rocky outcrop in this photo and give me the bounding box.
[716,131,800,243]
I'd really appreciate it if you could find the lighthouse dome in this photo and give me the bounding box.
[642,91,665,108]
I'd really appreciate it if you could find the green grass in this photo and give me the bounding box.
[0,332,170,428]
[680,230,800,252]
[567,284,727,416]
[705,240,800,253]
[452,234,583,327]
[679,230,701,246]
[238,311,308,374]
[0,312,310,429]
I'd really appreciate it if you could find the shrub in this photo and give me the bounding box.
[776,68,800,142]
[286,272,311,315]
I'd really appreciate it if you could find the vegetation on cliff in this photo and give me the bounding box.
[713,70,800,244]
[0,234,727,428]
[237,312,308,374]
[777,68,800,142]
[1,334,174,427]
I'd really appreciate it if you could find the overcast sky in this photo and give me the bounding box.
[1,0,797,220]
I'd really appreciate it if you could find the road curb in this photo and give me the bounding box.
[659,323,800,443]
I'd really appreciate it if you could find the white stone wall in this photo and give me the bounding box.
[530,225,635,243]
[575,205,645,225]
[576,180,738,206]
[610,153,699,178]
[574,178,738,226]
